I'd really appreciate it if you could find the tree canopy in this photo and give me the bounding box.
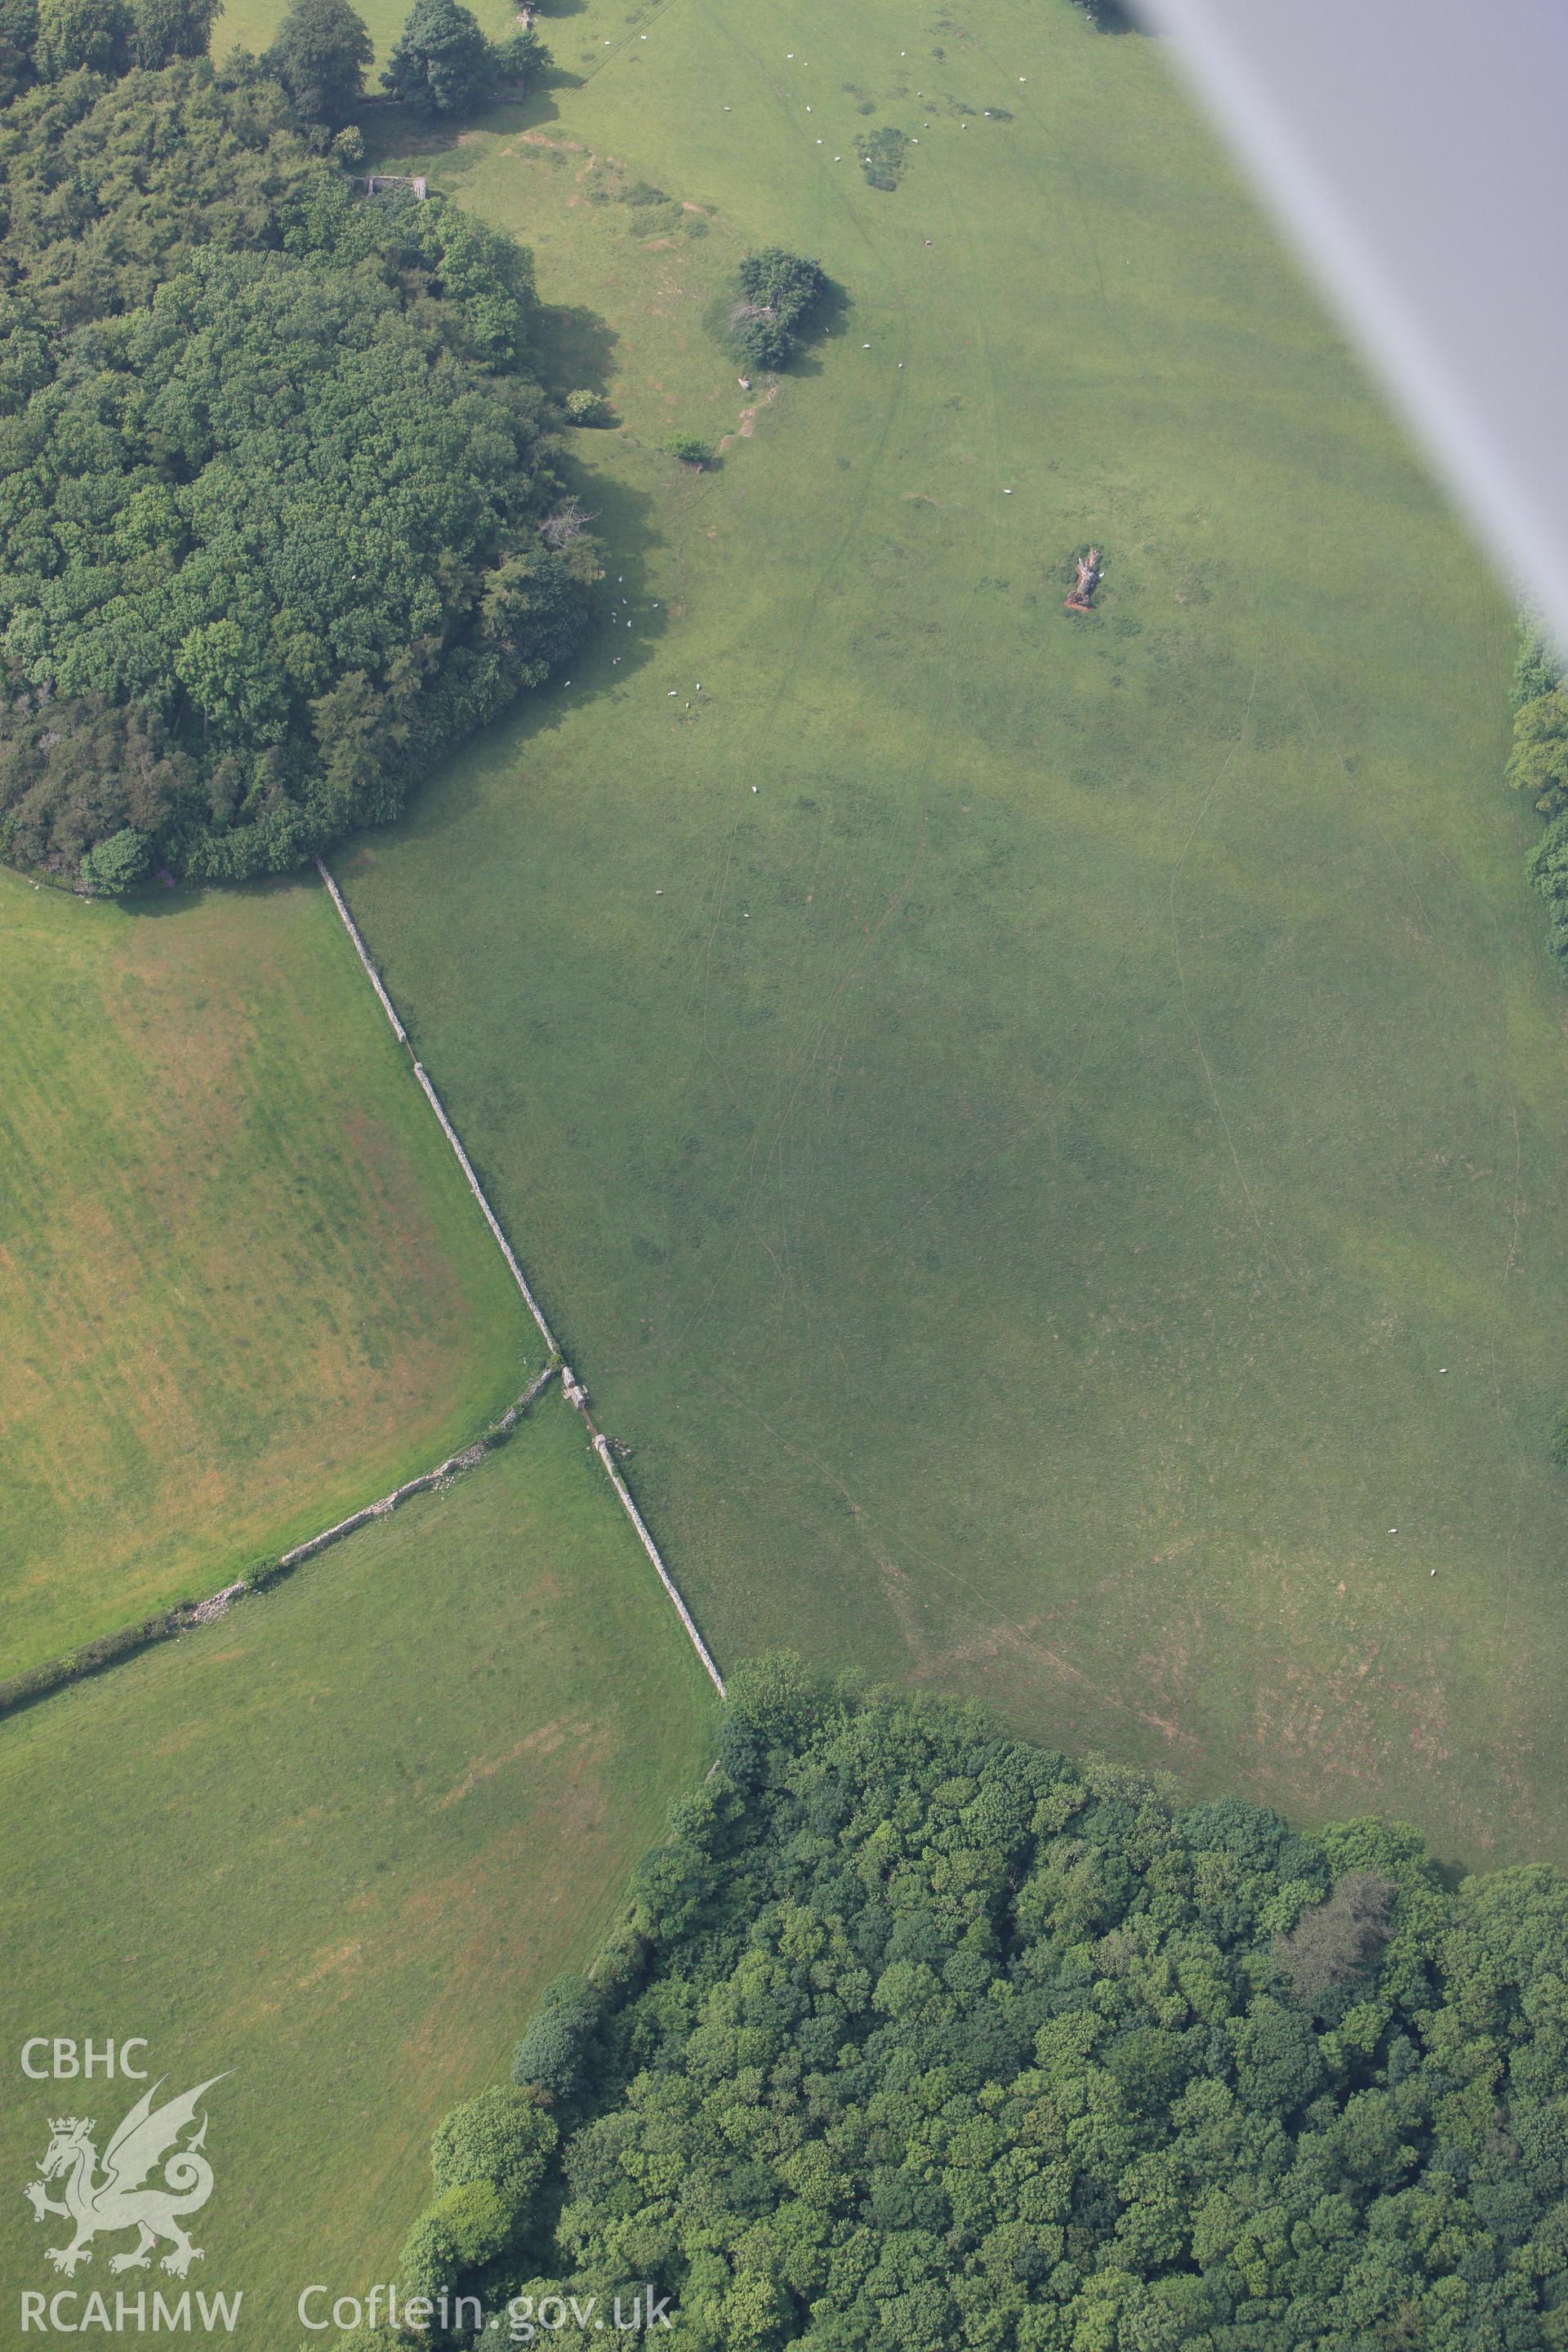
[1508,624,1568,966]
[0,0,217,93]
[0,54,598,884]
[385,1662,1568,2350]
[377,0,548,118]
[261,0,372,127]
[381,0,488,114]
[715,247,826,372]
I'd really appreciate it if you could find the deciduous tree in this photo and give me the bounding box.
[261,0,371,124]
[381,0,488,115]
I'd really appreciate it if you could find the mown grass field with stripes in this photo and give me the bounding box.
[0,871,538,1677]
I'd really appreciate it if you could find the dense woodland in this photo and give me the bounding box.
[357,1663,1568,2350]
[0,0,590,885]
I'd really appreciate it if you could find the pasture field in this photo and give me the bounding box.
[239,0,1568,1868]
[0,871,537,1679]
[0,1400,716,2343]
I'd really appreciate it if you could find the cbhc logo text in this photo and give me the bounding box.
[20,2040,149,2079]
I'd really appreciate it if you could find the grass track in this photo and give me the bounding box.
[0,1399,716,2340]
[239,0,1567,1867]
[0,871,537,1677]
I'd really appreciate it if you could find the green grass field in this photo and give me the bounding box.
[0,871,537,1678]
[0,1399,715,2341]
[288,0,1568,1873]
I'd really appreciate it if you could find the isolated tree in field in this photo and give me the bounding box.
[718,246,825,371]
[35,0,131,76]
[381,0,488,114]
[263,0,372,124]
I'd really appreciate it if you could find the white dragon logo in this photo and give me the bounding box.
[22,2076,226,2279]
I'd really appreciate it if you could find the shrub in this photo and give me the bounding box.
[1512,619,1568,964]
[666,432,713,470]
[564,388,608,425]
[0,1602,187,1722]
[860,125,909,191]
[296,2328,404,2352]
[626,200,682,239]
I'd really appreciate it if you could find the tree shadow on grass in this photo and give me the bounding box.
[332,462,673,871]
[777,276,852,381]
[118,867,326,920]
[354,100,466,165]
[354,85,576,168]
[533,304,620,399]
[346,106,621,396]
[1076,0,1142,30]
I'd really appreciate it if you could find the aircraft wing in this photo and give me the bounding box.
[1132,0,1568,644]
